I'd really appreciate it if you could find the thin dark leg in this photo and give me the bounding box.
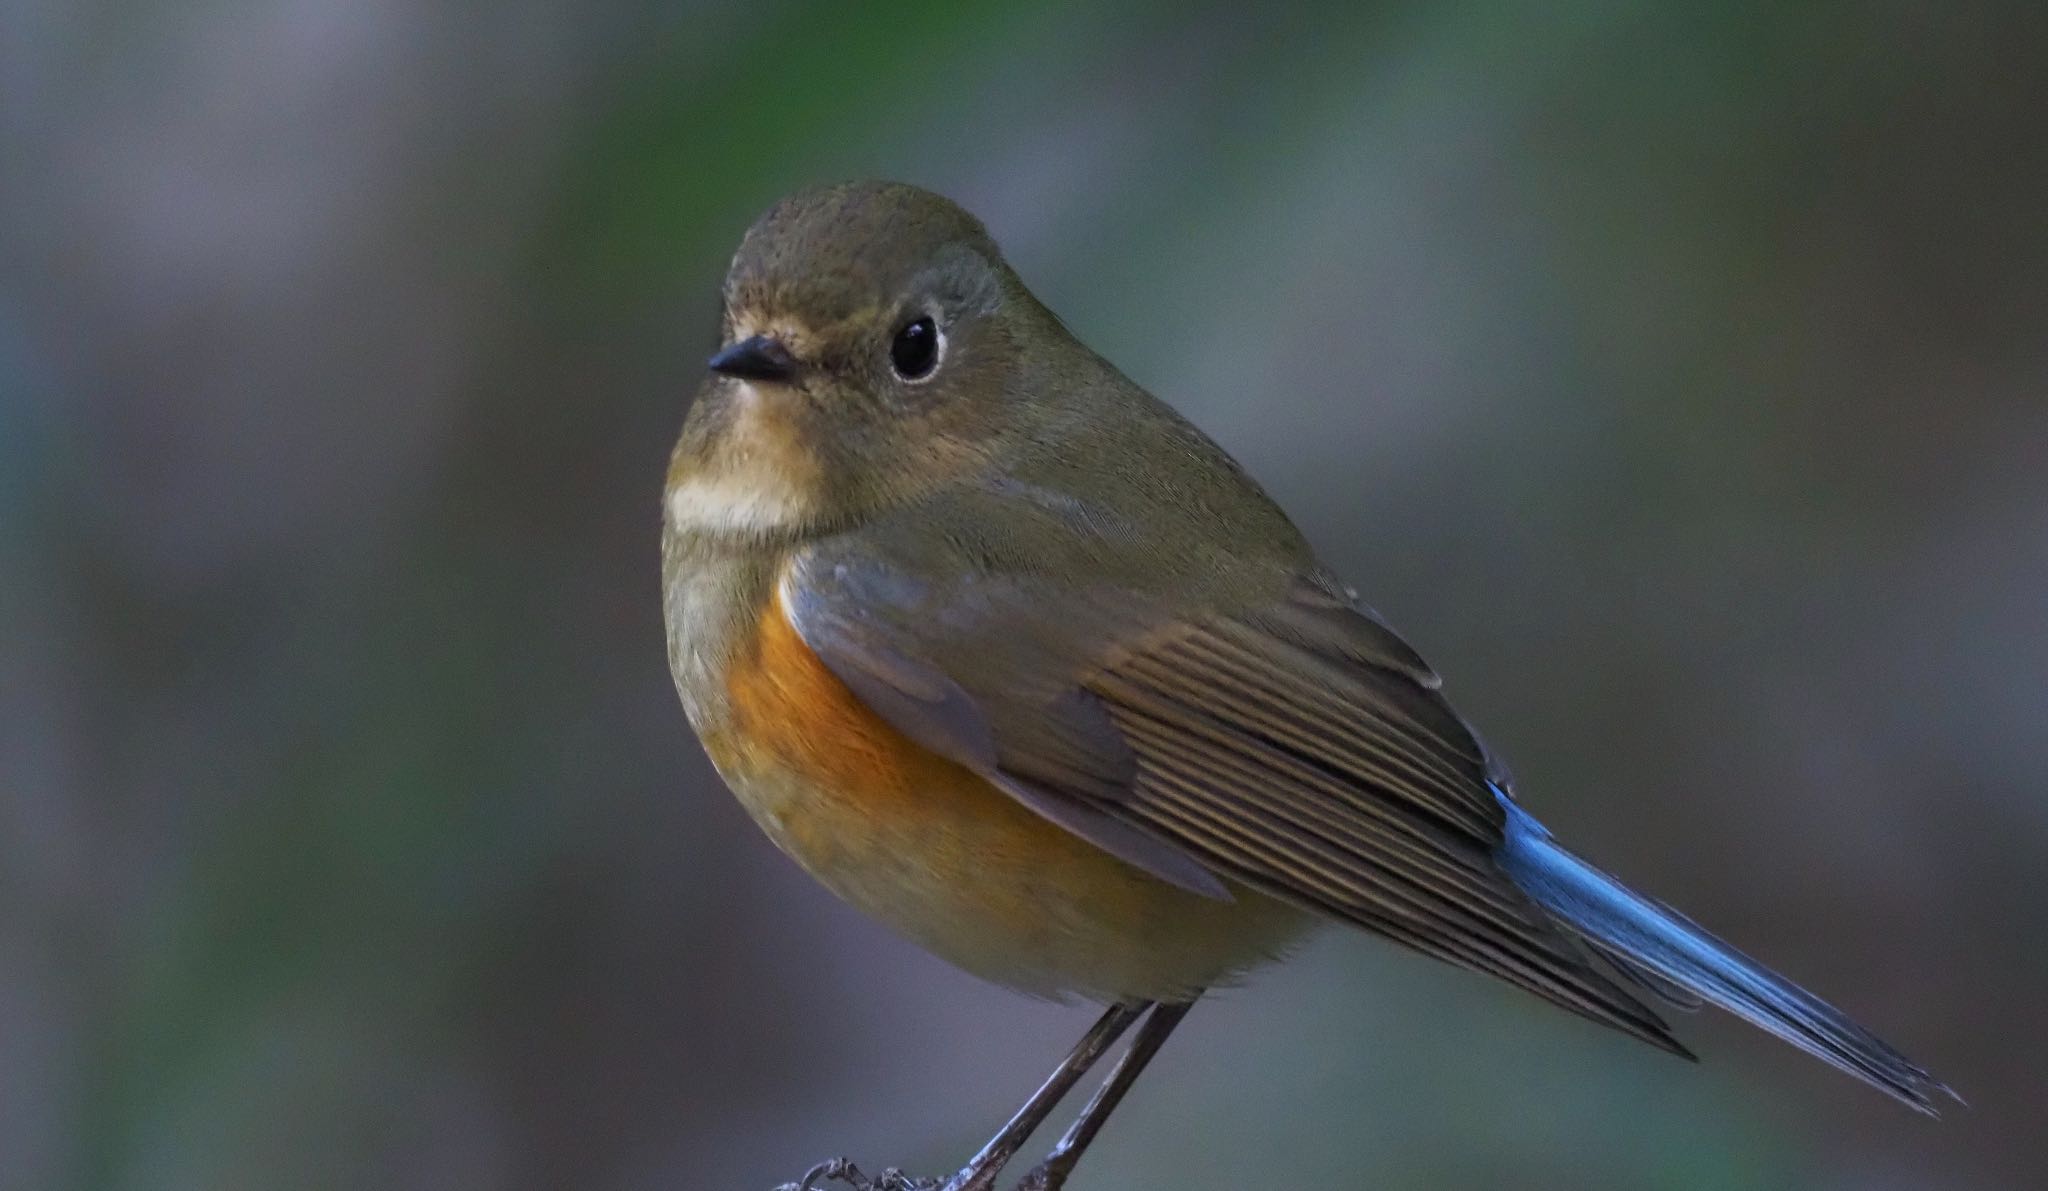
[1012,997,1198,1191]
[937,1002,1147,1191]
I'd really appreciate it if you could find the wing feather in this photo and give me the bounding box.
[784,544,1684,1053]
[1093,669,1684,1052]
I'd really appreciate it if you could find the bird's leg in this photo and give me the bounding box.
[937,1002,1146,1191]
[1011,998,1197,1191]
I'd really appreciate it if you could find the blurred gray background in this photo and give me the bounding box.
[4,2,2044,1188]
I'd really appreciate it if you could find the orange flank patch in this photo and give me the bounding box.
[708,584,1062,865]
[699,582,1308,1001]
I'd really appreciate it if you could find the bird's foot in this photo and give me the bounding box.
[771,1149,1088,1191]
[773,1158,938,1191]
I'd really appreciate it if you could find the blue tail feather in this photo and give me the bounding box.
[1494,792,1957,1115]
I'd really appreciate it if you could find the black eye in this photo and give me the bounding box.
[889,316,939,380]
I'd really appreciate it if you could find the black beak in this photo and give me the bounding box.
[707,335,798,383]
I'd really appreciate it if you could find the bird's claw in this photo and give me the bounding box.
[774,1158,941,1191]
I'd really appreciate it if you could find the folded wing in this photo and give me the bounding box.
[783,545,1685,1054]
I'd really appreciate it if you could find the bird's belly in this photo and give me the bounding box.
[701,593,1309,1002]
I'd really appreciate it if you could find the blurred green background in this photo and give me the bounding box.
[4,2,2044,1188]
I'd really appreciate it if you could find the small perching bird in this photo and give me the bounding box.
[661,181,1955,1190]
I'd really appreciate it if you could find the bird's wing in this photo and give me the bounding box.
[782,521,1685,1054]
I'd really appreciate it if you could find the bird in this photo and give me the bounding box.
[660,180,1954,1190]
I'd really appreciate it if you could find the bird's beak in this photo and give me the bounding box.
[707,335,799,384]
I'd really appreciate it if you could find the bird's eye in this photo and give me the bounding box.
[889,316,940,381]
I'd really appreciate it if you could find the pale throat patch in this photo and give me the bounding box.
[665,382,823,535]
[666,468,817,534]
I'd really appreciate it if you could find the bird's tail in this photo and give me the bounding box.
[1494,795,1957,1115]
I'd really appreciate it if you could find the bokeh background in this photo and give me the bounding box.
[5,2,2045,1188]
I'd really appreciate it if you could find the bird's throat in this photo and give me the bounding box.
[665,383,826,537]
